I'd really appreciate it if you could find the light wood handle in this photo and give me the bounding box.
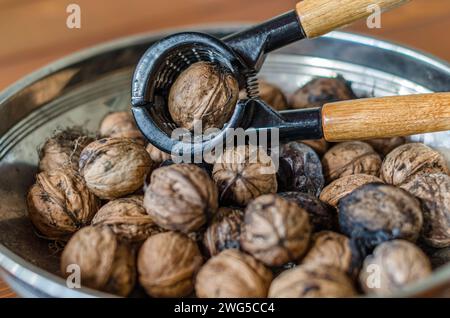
[322,93,450,142]
[296,0,409,38]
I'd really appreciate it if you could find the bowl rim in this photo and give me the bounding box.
[1,26,449,298]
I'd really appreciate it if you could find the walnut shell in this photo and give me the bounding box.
[359,240,431,295]
[79,137,153,199]
[299,139,329,156]
[380,143,449,186]
[195,249,272,298]
[39,128,93,172]
[279,191,338,232]
[401,173,450,248]
[99,111,144,144]
[430,247,450,269]
[320,174,383,207]
[27,168,100,240]
[322,141,382,182]
[146,143,171,164]
[241,194,311,266]
[212,145,277,206]
[290,76,356,109]
[366,137,406,157]
[339,183,423,246]
[302,231,360,277]
[92,197,162,242]
[269,264,356,298]
[168,62,239,132]
[203,207,244,256]
[240,81,288,111]
[138,231,203,297]
[277,141,324,197]
[144,163,218,233]
[60,226,136,296]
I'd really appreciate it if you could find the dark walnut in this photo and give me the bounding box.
[146,143,171,164]
[212,145,277,206]
[27,168,100,241]
[279,191,337,232]
[168,62,239,132]
[380,143,449,186]
[339,183,423,247]
[92,196,162,243]
[366,137,406,157]
[79,137,153,199]
[301,231,360,277]
[39,128,93,172]
[298,139,329,157]
[268,264,356,298]
[430,247,450,269]
[203,207,244,256]
[138,231,203,297]
[240,80,288,111]
[359,240,431,295]
[401,173,450,248]
[277,141,324,197]
[290,76,356,109]
[322,141,382,182]
[61,226,136,297]
[320,174,383,207]
[195,249,272,298]
[99,111,144,144]
[241,194,311,266]
[144,163,218,233]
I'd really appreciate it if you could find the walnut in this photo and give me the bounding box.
[301,231,361,277]
[138,231,203,297]
[79,137,153,199]
[146,143,171,164]
[322,141,382,182]
[195,249,272,298]
[203,207,244,256]
[240,194,311,266]
[401,173,450,248]
[168,62,239,132]
[359,240,431,295]
[60,226,136,296]
[240,80,288,111]
[430,247,450,269]
[320,174,383,207]
[279,191,337,232]
[339,183,423,247]
[212,145,277,206]
[366,137,406,156]
[268,264,356,298]
[99,111,144,144]
[144,163,218,233]
[380,143,449,186]
[91,196,162,242]
[298,139,329,156]
[277,141,324,196]
[39,128,93,172]
[290,76,356,109]
[27,168,100,241]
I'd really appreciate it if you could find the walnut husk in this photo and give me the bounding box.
[322,141,382,182]
[380,143,449,186]
[320,174,383,207]
[60,226,136,296]
[27,168,100,240]
[241,194,311,266]
[168,62,239,131]
[99,111,144,144]
[269,264,356,298]
[138,231,203,297]
[92,196,163,242]
[144,163,218,233]
[212,145,277,206]
[359,240,431,295]
[195,249,272,298]
[79,137,153,199]
[401,173,450,248]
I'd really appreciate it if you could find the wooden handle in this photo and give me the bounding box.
[321,93,450,142]
[296,0,409,38]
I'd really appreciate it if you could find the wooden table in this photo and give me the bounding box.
[1,0,449,297]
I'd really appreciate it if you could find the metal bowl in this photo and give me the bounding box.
[0,26,449,298]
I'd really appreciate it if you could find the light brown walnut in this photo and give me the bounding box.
[99,111,144,144]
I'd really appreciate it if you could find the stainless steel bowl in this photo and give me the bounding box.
[0,26,449,298]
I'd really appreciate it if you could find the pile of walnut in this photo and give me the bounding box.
[27,71,450,298]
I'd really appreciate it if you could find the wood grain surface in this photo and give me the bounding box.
[0,0,449,298]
